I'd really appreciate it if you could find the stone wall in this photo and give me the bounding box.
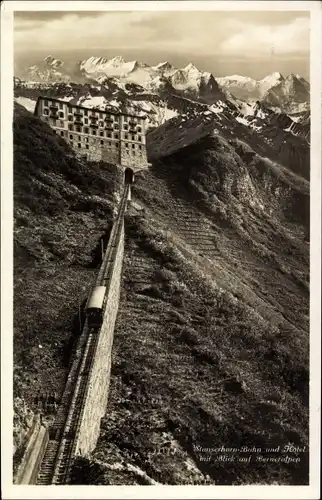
[120,142,148,171]
[71,137,121,164]
[74,223,125,456]
[14,416,49,484]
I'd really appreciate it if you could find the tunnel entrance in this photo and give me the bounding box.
[124,167,134,185]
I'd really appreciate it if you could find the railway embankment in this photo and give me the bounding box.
[75,223,125,456]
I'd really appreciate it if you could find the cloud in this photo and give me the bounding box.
[220,16,310,56]
[14,11,310,61]
[14,11,161,50]
[14,11,105,21]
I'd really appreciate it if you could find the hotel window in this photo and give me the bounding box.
[84,127,89,134]
[44,99,48,106]
[125,143,129,148]
[124,124,128,130]
[44,109,49,115]
[68,114,73,121]
[99,131,104,137]
[69,134,73,140]
[78,135,81,141]
[139,145,142,150]
[138,136,142,142]
[125,134,128,140]
[59,102,63,109]
[123,116,128,122]
[100,140,104,145]
[85,137,89,143]
[108,141,111,146]
[92,129,96,135]
[114,123,119,129]
[84,109,88,116]
[84,118,88,124]
[78,143,81,148]
[59,120,64,127]
[99,112,103,118]
[114,133,119,139]
[133,151,136,156]
[60,131,64,137]
[86,144,89,149]
[76,126,81,132]
[107,132,111,138]
[132,135,135,141]
[132,144,135,149]
[59,111,64,118]
[137,126,142,133]
[52,119,57,126]
[68,107,73,113]
[68,124,74,131]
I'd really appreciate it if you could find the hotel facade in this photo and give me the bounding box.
[34,97,149,170]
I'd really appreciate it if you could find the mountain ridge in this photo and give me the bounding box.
[18,55,310,114]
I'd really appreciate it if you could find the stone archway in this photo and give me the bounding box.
[124,167,134,185]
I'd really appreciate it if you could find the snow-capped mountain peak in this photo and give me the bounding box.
[44,56,63,69]
[110,55,125,65]
[260,72,284,83]
[262,73,310,113]
[184,63,199,73]
[153,61,174,72]
[259,72,284,95]
[217,75,256,84]
[83,56,108,66]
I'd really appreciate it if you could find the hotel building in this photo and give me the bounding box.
[34,97,149,170]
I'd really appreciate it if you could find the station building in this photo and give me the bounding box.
[34,96,149,170]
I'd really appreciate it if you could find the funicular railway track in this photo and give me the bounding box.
[36,183,130,485]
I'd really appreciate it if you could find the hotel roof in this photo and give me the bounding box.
[35,96,147,120]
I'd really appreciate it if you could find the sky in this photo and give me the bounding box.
[14,10,310,80]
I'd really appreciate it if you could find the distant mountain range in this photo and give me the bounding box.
[14,55,310,115]
[216,72,285,99]
[217,72,310,114]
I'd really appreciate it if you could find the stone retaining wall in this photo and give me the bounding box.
[14,416,49,484]
[74,223,125,456]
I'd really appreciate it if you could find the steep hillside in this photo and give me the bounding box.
[147,107,310,181]
[13,102,309,486]
[13,103,123,454]
[73,120,310,485]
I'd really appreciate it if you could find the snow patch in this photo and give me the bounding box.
[15,96,37,113]
[77,95,107,109]
[236,116,250,126]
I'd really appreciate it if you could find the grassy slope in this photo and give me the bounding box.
[82,124,309,485]
[13,104,122,451]
[13,103,309,485]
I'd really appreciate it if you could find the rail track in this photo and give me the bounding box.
[36,183,130,485]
